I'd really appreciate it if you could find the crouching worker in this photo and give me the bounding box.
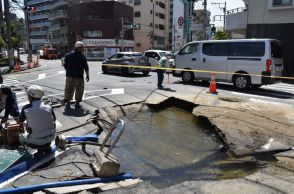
[0,85,20,124]
[19,85,56,153]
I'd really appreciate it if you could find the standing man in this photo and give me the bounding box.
[0,85,20,124]
[63,41,89,109]
[156,52,172,89]
[19,85,56,153]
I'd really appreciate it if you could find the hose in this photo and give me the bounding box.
[0,172,133,194]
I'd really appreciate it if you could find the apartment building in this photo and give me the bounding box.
[246,0,294,76]
[48,0,134,60]
[27,0,53,51]
[118,0,170,52]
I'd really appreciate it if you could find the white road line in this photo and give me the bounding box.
[231,91,294,100]
[111,88,124,95]
[15,92,26,96]
[18,101,30,107]
[84,88,125,100]
[38,73,46,80]
[55,120,63,129]
[249,98,291,107]
[24,71,65,83]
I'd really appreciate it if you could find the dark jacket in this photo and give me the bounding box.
[64,51,89,79]
[0,86,20,118]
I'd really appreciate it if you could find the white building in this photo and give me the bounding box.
[168,0,185,50]
[246,0,294,76]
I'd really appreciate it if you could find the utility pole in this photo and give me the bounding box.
[4,0,14,69]
[203,0,207,40]
[0,0,3,55]
[24,0,32,63]
[173,18,176,50]
[120,17,124,52]
[212,1,227,30]
[152,2,155,49]
[0,0,3,37]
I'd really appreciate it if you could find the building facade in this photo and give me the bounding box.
[118,0,170,52]
[48,0,134,60]
[246,0,294,76]
[27,0,53,51]
[168,0,185,50]
[190,9,210,41]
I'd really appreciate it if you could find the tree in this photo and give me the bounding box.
[0,36,6,49]
[213,30,231,40]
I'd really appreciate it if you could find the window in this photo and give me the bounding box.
[134,0,141,5]
[271,41,283,58]
[272,0,292,6]
[180,43,199,55]
[134,11,141,17]
[159,13,165,19]
[159,24,165,30]
[83,31,102,38]
[203,43,229,56]
[159,2,165,9]
[229,42,265,57]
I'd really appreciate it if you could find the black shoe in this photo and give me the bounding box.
[65,102,70,109]
[157,86,164,89]
[75,102,82,109]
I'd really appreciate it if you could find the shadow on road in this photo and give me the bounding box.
[63,107,90,117]
[173,81,294,99]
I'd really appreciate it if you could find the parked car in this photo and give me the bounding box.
[172,39,283,90]
[102,52,151,76]
[144,50,174,70]
[19,48,25,54]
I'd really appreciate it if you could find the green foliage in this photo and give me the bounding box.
[1,19,24,48]
[213,30,232,40]
[0,37,6,48]
[0,57,23,67]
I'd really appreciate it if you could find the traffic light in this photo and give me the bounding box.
[211,26,216,36]
[24,6,36,13]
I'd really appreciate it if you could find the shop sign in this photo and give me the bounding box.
[82,39,116,47]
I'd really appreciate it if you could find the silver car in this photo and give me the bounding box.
[102,52,151,76]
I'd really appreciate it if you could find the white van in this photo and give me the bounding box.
[172,39,283,90]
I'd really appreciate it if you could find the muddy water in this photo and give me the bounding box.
[113,107,258,188]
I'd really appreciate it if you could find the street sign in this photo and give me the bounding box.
[123,24,140,30]
[178,17,184,27]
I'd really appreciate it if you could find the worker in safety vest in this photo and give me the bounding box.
[19,85,56,152]
[156,52,173,89]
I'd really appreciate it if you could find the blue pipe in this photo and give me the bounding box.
[0,172,133,194]
[66,134,99,143]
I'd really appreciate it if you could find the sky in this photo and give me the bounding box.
[205,0,245,27]
[13,0,245,27]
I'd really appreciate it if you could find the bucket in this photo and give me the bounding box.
[5,124,20,148]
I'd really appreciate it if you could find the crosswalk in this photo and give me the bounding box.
[261,83,294,95]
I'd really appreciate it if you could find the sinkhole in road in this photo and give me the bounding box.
[112,107,259,189]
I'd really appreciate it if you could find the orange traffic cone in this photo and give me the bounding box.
[14,63,21,71]
[28,62,33,68]
[209,73,217,94]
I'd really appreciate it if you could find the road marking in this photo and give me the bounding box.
[249,98,291,107]
[56,120,63,129]
[84,88,125,100]
[38,73,46,80]
[24,71,65,83]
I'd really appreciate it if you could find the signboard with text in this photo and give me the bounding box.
[82,39,116,47]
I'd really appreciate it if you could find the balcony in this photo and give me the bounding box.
[226,8,247,31]
[28,0,52,6]
[30,31,47,36]
[35,5,50,12]
[49,24,67,32]
[48,12,68,21]
[30,14,49,21]
[30,22,51,28]
[30,38,47,44]
[49,1,68,10]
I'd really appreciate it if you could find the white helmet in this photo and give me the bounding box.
[75,41,84,48]
[26,85,44,99]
